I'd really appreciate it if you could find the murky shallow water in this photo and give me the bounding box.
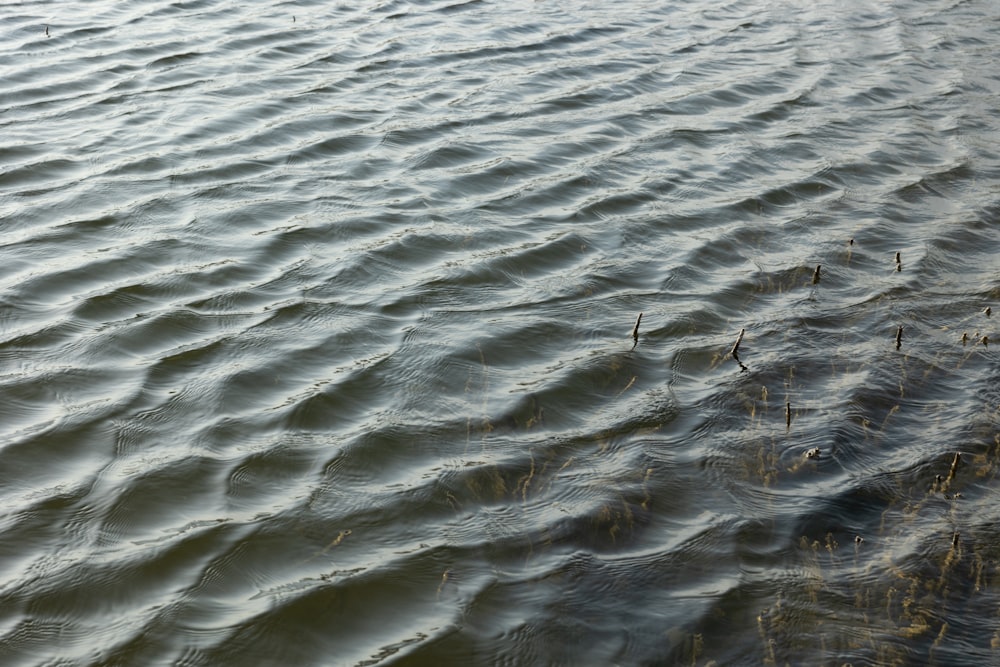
[3,0,1000,664]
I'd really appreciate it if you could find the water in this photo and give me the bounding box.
[2,0,1000,664]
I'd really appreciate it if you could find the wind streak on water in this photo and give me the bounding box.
[2,0,1000,664]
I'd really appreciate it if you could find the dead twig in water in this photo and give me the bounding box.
[731,328,745,358]
[730,328,748,371]
[631,312,642,341]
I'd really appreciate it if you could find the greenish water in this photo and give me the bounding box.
[3,0,1000,664]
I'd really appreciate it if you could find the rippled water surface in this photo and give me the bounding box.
[4,0,1000,664]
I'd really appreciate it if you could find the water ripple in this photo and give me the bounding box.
[4,0,1000,664]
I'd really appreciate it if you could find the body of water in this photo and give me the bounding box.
[3,0,1000,664]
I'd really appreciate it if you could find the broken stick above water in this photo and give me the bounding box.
[730,328,745,358]
[631,312,643,341]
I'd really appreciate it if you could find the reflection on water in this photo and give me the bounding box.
[2,0,1000,664]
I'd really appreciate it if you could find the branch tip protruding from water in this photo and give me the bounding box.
[731,328,745,358]
[730,328,748,371]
